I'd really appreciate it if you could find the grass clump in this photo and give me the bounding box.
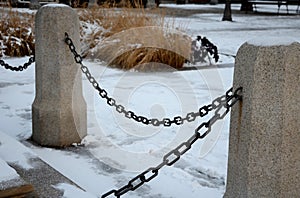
[96,26,191,71]
[0,5,191,71]
[0,8,35,57]
[79,7,191,71]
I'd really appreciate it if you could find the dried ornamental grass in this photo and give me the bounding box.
[82,8,191,71]
[0,9,35,57]
[103,28,191,71]
[111,48,187,71]
[79,6,160,48]
[0,5,191,72]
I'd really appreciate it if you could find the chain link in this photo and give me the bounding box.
[0,56,35,71]
[101,87,243,197]
[65,32,233,127]
[64,32,243,197]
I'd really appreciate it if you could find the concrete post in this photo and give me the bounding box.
[32,4,87,147]
[224,40,300,197]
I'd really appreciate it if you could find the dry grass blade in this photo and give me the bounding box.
[81,7,191,71]
[1,5,191,71]
[0,8,35,57]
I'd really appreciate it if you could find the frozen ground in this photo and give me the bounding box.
[0,3,300,198]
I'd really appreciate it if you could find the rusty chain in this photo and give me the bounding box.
[101,87,242,197]
[65,32,234,127]
[0,56,35,71]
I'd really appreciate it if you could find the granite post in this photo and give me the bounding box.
[224,40,300,197]
[32,4,87,147]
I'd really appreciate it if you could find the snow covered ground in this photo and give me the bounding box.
[0,3,300,198]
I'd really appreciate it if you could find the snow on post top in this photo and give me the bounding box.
[43,3,70,8]
[246,36,298,47]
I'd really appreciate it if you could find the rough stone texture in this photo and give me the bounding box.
[32,4,87,147]
[224,41,300,198]
[10,157,81,198]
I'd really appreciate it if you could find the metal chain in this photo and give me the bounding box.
[65,32,232,127]
[64,32,243,197]
[219,52,236,58]
[101,87,243,198]
[0,56,35,71]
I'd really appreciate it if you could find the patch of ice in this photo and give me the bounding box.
[43,3,70,8]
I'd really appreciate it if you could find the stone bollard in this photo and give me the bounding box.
[224,40,300,197]
[32,4,87,147]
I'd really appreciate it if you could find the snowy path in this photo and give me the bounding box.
[0,57,233,197]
